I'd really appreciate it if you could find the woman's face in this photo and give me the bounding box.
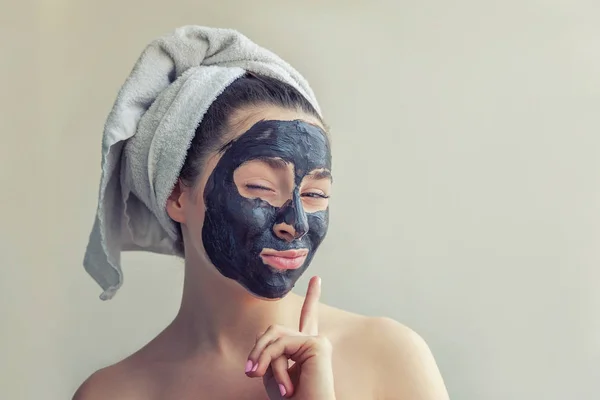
[175,106,332,299]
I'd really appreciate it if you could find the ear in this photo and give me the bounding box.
[166,180,187,224]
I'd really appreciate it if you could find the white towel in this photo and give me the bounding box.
[83,25,321,300]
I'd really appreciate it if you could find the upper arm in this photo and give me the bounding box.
[369,317,449,400]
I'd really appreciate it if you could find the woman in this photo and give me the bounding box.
[75,27,449,400]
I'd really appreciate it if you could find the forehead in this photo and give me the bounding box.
[228,105,324,134]
[218,118,332,177]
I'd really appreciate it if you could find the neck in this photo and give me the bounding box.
[171,250,302,360]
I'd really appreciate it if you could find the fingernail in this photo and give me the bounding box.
[251,362,259,372]
[245,360,253,373]
[279,383,287,397]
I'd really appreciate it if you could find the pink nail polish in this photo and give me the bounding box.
[279,384,287,397]
[251,362,259,372]
[245,360,253,373]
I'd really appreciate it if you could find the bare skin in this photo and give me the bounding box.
[74,106,449,400]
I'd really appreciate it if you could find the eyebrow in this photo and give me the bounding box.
[245,157,332,180]
[255,157,290,171]
[305,169,332,181]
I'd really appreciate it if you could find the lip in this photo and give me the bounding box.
[260,248,309,271]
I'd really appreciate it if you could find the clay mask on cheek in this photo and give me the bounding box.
[201,120,331,299]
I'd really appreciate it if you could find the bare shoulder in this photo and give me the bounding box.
[319,304,450,400]
[73,366,125,400]
[72,358,154,400]
[318,301,414,342]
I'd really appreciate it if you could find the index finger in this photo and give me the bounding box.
[299,276,321,335]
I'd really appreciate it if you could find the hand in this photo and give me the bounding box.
[245,276,336,399]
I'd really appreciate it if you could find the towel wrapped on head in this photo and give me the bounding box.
[83,25,321,300]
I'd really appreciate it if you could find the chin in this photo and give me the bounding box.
[239,281,294,300]
[254,294,285,302]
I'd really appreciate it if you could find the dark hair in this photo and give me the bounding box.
[174,73,323,250]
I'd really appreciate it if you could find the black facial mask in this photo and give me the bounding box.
[202,120,332,299]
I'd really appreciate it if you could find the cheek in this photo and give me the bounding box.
[302,198,329,213]
[307,211,329,241]
[250,207,269,227]
[224,194,274,233]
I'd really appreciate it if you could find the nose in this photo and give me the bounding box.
[273,191,309,242]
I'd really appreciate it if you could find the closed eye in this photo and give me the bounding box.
[245,184,275,192]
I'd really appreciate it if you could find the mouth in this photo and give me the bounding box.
[260,248,309,271]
